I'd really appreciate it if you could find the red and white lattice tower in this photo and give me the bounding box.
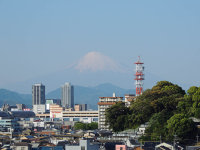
[134,56,144,96]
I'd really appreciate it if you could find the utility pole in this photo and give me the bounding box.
[197,134,199,144]
[140,140,143,150]
[173,134,177,150]
[160,135,162,143]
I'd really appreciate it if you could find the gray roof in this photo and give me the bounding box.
[14,142,29,146]
[11,111,35,118]
[0,111,12,118]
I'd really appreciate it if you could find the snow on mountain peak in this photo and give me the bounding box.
[75,51,121,72]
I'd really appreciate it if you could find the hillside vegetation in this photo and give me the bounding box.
[106,81,199,143]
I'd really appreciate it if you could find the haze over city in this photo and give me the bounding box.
[0,0,200,93]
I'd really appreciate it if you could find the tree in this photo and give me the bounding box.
[129,81,186,141]
[105,81,200,143]
[105,102,129,132]
[74,122,86,130]
[130,81,185,127]
[129,100,154,128]
[74,122,98,130]
[87,122,98,130]
[167,114,197,141]
[178,86,200,118]
[187,86,198,96]
[145,110,172,140]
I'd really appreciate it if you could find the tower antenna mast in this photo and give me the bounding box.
[134,56,144,96]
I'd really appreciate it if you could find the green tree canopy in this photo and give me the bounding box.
[105,102,129,132]
[129,81,185,128]
[87,122,98,130]
[167,114,197,141]
[104,81,200,143]
[145,110,172,140]
[74,122,86,130]
[178,86,200,118]
[74,122,98,130]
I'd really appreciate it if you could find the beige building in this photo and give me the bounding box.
[74,104,81,111]
[36,108,98,123]
[98,93,123,130]
[63,110,98,123]
[74,104,87,111]
[50,104,63,119]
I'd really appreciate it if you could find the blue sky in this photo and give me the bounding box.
[0,0,200,92]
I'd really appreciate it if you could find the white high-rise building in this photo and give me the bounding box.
[61,82,74,108]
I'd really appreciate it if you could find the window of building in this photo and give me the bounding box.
[73,118,80,121]
[63,118,70,121]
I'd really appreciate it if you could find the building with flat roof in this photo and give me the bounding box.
[32,83,45,106]
[98,93,123,130]
[33,104,46,114]
[74,104,87,111]
[65,139,99,150]
[50,104,63,119]
[46,99,61,112]
[62,110,98,123]
[36,110,98,123]
[61,82,74,109]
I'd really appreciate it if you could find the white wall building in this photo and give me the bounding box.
[98,93,123,130]
[33,104,46,114]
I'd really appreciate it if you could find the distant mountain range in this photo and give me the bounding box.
[0,89,32,107]
[0,83,135,110]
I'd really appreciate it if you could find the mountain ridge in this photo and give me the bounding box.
[0,83,135,110]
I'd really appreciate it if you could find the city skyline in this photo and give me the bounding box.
[0,1,200,93]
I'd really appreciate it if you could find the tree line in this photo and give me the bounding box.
[74,122,98,130]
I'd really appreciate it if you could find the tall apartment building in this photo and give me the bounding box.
[32,84,45,105]
[32,83,46,114]
[61,82,74,108]
[98,93,123,130]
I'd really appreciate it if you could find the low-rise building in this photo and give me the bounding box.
[74,104,87,111]
[46,99,61,112]
[36,110,98,124]
[63,110,98,123]
[50,104,63,119]
[65,139,99,150]
[33,105,46,114]
[13,142,32,150]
